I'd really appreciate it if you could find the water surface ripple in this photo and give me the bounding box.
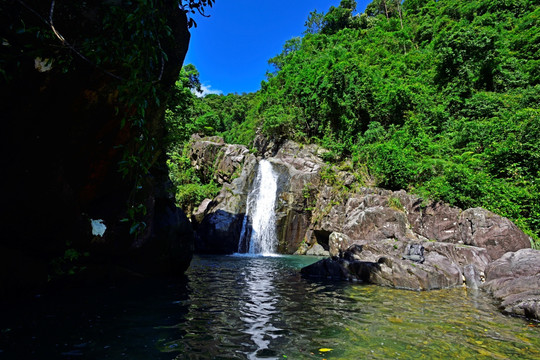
[168,255,540,359]
[1,255,539,359]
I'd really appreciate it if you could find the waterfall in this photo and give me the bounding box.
[238,160,278,255]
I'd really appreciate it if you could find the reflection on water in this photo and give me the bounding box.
[177,255,540,359]
[1,255,539,359]
[240,258,281,359]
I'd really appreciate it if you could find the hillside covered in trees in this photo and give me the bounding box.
[166,0,540,246]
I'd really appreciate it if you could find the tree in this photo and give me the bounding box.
[304,10,325,34]
[321,0,357,34]
[268,37,302,73]
[366,0,403,25]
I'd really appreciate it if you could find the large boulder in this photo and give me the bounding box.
[312,187,419,251]
[458,208,531,260]
[302,240,490,291]
[483,249,540,320]
[329,232,351,257]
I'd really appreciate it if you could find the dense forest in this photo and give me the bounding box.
[166,0,540,247]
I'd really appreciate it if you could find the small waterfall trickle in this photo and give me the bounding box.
[238,160,279,255]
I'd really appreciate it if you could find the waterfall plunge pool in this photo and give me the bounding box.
[1,254,539,359]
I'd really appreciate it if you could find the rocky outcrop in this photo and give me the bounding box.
[189,138,325,254]
[305,187,531,261]
[1,1,193,297]
[188,136,257,253]
[190,135,253,185]
[302,241,490,291]
[329,232,351,256]
[458,208,532,260]
[190,136,532,258]
[271,141,325,253]
[483,249,540,320]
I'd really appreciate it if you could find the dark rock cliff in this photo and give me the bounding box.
[1,0,193,297]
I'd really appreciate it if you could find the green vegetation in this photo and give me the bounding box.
[165,64,259,147]
[167,142,220,214]
[388,197,405,212]
[166,0,539,246]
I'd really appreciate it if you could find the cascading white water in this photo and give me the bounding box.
[238,160,278,255]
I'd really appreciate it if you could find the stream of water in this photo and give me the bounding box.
[2,255,539,359]
[238,159,279,255]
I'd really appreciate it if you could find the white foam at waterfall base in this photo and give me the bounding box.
[237,160,279,256]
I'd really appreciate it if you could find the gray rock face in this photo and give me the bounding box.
[483,249,540,320]
[190,135,252,185]
[271,141,325,253]
[188,136,257,254]
[302,241,489,291]
[311,188,531,263]
[190,137,531,260]
[406,199,461,243]
[189,137,327,254]
[422,241,491,274]
[458,208,531,260]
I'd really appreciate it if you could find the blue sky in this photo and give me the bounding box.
[185,0,371,95]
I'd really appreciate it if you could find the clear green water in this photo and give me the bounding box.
[1,254,539,359]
